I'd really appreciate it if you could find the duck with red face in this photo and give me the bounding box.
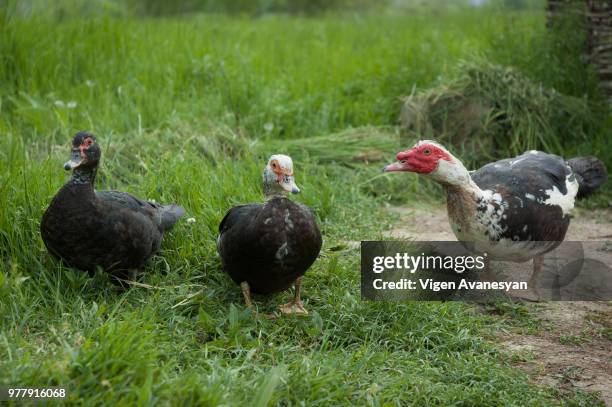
[41,131,185,281]
[384,140,607,300]
[217,154,322,316]
[384,141,471,186]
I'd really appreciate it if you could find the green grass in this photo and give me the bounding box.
[1,8,551,140]
[0,3,609,405]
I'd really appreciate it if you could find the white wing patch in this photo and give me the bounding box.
[542,174,579,217]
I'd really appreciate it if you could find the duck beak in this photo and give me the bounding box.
[383,161,413,172]
[384,150,415,172]
[64,149,83,171]
[281,176,300,194]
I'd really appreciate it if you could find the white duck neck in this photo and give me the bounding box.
[436,159,487,236]
[429,156,483,198]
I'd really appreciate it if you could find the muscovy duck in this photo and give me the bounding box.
[41,132,185,280]
[217,154,322,315]
[384,140,607,299]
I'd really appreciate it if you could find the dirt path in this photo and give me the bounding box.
[385,205,612,405]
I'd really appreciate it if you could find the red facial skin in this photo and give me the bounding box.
[384,143,452,174]
[79,137,94,158]
[270,159,293,182]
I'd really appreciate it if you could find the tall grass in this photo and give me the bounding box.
[1,9,550,142]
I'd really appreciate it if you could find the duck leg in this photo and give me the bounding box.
[509,255,542,302]
[279,277,308,316]
[240,281,254,309]
[240,281,276,319]
[526,254,543,302]
[110,269,139,287]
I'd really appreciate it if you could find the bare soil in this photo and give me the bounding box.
[385,204,612,405]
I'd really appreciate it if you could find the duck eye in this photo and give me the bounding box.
[423,149,431,156]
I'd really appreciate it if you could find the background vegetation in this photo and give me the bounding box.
[0,0,609,404]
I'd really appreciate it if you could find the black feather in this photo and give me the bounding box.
[470,152,572,243]
[567,156,608,199]
[217,197,322,295]
[40,134,184,276]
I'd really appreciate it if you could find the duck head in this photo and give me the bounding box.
[64,132,101,172]
[263,154,300,197]
[383,140,471,187]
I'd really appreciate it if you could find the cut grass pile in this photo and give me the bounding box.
[400,60,606,166]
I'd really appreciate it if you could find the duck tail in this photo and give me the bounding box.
[568,156,608,199]
[160,204,185,231]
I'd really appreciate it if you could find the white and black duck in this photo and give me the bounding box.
[41,132,184,280]
[217,154,322,315]
[384,140,607,300]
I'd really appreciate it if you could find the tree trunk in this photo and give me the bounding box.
[548,0,612,105]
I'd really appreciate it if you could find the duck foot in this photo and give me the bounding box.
[278,300,308,315]
[278,276,308,316]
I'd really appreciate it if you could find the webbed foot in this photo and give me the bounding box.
[278,300,308,315]
[279,276,308,315]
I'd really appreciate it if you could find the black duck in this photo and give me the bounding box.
[41,132,185,280]
[218,154,322,315]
